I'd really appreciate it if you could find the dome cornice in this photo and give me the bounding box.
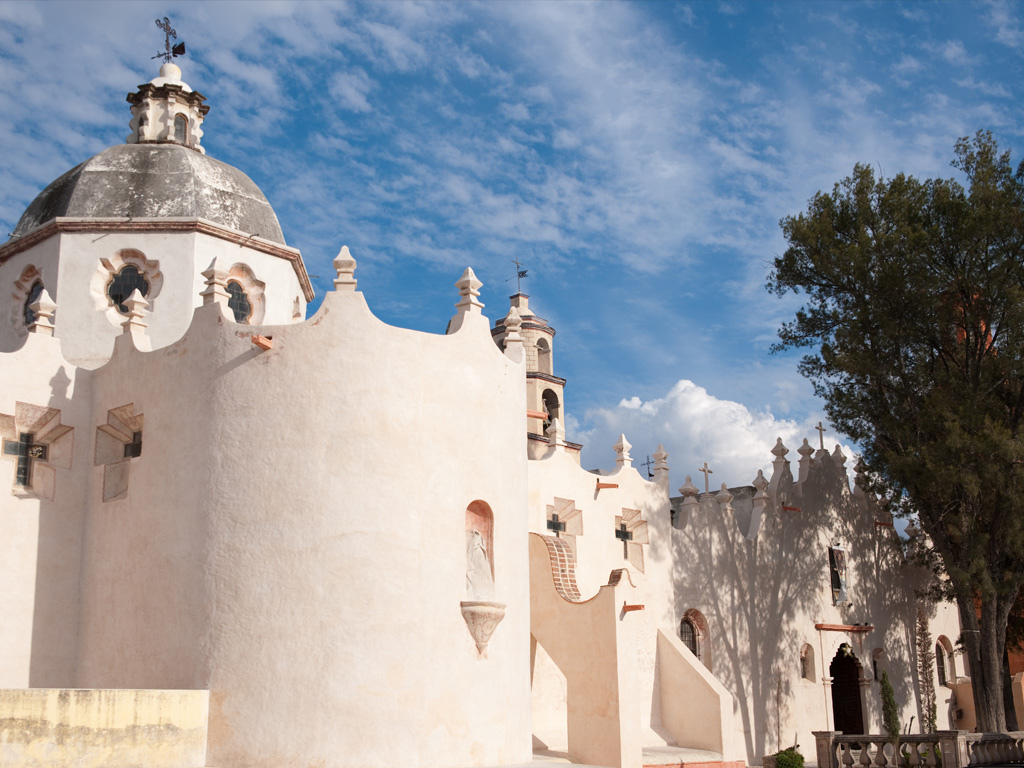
[0,216,314,302]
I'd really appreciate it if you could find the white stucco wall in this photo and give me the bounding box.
[68,286,530,768]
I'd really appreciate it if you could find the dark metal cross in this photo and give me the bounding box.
[815,421,827,449]
[547,513,566,537]
[3,433,47,487]
[641,455,654,479]
[153,17,185,63]
[124,431,143,459]
[511,257,528,293]
[615,522,633,558]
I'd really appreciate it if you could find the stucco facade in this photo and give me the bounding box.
[0,60,974,768]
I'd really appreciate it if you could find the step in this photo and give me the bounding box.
[643,745,745,768]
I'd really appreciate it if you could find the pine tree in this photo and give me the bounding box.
[916,608,938,733]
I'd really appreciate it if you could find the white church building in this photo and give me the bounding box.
[0,60,971,768]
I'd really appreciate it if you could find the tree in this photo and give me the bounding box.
[916,607,938,734]
[880,671,901,753]
[769,131,1024,731]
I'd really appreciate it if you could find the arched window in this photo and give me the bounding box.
[680,609,711,670]
[174,113,189,144]
[107,265,150,314]
[800,643,816,682]
[542,389,560,430]
[873,647,886,681]
[936,636,955,687]
[537,337,552,374]
[23,280,43,326]
[227,280,252,323]
[680,618,698,656]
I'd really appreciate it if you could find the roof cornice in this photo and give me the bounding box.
[0,216,314,301]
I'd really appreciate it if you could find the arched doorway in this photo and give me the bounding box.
[830,644,864,735]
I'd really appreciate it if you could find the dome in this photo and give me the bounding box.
[12,143,286,244]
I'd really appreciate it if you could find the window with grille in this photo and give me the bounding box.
[107,265,150,314]
[680,618,698,656]
[227,281,252,323]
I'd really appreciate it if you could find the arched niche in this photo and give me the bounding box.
[800,642,816,682]
[465,500,495,600]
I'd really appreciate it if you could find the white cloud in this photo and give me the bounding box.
[577,379,857,491]
[329,69,375,113]
[987,0,1024,46]
[939,40,974,66]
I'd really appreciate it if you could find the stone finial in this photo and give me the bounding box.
[771,438,788,460]
[120,289,149,334]
[752,469,769,493]
[200,260,230,309]
[679,475,699,499]
[678,475,701,520]
[653,444,669,476]
[454,267,484,314]
[614,434,632,468]
[748,469,770,540]
[333,245,357,292]
[797,437,814,484]
[546,417,565,451]
[27,288,57,337]
[831,444,847,469]
[503,307,524,360]
[715,482,734,512]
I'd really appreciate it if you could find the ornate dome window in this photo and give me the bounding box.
[226,280,252,323]
[23,281,44,326]
[107,265,151,314]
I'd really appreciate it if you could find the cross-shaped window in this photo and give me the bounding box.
[547,513,567,536]
[124,431,142,459]
[3,433,47,487]
[615,522,633,558]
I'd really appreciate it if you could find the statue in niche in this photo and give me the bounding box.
[466,530,495,601]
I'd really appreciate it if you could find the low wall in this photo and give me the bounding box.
[0,688,208,768]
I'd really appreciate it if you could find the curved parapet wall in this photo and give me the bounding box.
[71,287,531,768]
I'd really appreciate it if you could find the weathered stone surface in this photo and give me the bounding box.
[13,143,285,244]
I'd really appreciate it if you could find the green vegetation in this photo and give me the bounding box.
[770,131,1024,731]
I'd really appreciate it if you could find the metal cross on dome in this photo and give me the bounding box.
[153,17,186,64]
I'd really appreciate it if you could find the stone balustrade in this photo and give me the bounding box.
[814,730,1024,768]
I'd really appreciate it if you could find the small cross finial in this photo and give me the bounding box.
[153,17,186,64]
[698,461,713,493]
[815,421,827,449]
[641,455,655,479]
[511,257,528,293]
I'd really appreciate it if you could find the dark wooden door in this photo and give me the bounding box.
[830,652,864,735]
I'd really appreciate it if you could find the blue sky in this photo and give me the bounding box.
[0,0,1021,487]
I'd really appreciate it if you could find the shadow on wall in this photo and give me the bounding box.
[667,445,931,762]
[30,366,77,686]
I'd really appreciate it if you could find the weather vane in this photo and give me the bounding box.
[153,17,186,63]
[511,257,528,293]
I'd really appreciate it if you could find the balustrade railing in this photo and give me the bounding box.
[814,731,1024,768]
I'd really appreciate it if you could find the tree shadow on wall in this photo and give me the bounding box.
[667,446,921,762]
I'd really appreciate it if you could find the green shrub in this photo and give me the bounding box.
[774,746,805,768]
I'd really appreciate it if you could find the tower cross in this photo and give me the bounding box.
[698,461,713,493]
[815,421,827,450]
[511,257,528,293]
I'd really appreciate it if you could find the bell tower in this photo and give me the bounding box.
[492,294,580,461]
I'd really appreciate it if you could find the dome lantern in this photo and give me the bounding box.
[126,62,209,153]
